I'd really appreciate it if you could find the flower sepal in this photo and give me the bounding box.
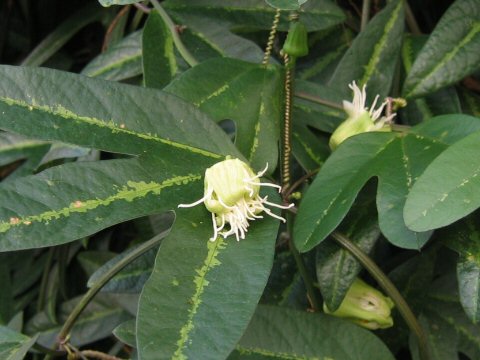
[323,278,395,330]
[329,82,395,151]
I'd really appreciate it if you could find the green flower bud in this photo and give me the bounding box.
[323,278,395,330]
[179,158,293,241]
[329,82,394,151]
[282,21,309,58]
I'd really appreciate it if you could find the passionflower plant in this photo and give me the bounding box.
[323,278,395,330]
[179,158,293,241]
[329,81,395,150]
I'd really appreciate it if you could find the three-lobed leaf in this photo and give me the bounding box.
[294,115,480,252]
[0,65,237,157]
[137,192,280,359]
[405,128,480,231]
[165,58,283,171]
[0,155,211,251]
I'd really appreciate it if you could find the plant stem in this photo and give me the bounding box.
[294,91,344,110]
[282,53,293,188]
[56,230,169,345]
[282,50,320,311]
[263,8,281,65]
[331,231,430,360]
[287,214,320,311]
[284,170,319,199]
[360,0,371,31]
[404,1,422,35]
[149,0,198,67]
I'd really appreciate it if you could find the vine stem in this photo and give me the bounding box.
[282,51,320,311]
[149,0,198,67]
[331,231,430,360]
[360,0,371,31]
[294,91,344,110]
[262,8,281,65]
[282,53,293,189]
[56,230,169,346]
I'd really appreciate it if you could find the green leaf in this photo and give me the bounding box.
[170,13,267,64]
[113,319,136,347]
[458,257,480,323]
[422,274,480,359]
[99,0,141,6]
[316,190,380,311]
[0,155,212,251]
[295,115,480,252]
[291,81,344,172]
[0,133,50,181]
[25,294,130,348]
[409,314,459,360]
[164,0,345,32]
[403,0,480,98]
[165,58,282,171]
[136,193,280,359]
[400,34,461,124]
[232,305,395,360]
[265,0,308,10]
[77,251,117,277]
[143,11,177,89]
[294,80,345,133]
[0,326,37,360]
[328,0,405,101]
[405,128,480,231]
[440,215,480,323]
[0,65,238,158]
[87,239,162,293]
[21,3,106,67]
[0,133,47,168]
[298,26,352,83]
[81,30,143,81]
[291,121,329,172]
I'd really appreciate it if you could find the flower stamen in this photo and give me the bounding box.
[178,158,293,241]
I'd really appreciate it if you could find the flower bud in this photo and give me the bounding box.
[282,21,309,58]
[323,278,395,330]
[329,82,394,150]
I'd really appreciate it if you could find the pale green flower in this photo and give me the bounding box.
[329,82,395,150]
[179,158,293,241]
[323,278,395,330]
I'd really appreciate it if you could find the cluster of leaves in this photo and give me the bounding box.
[0,0,479,359]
